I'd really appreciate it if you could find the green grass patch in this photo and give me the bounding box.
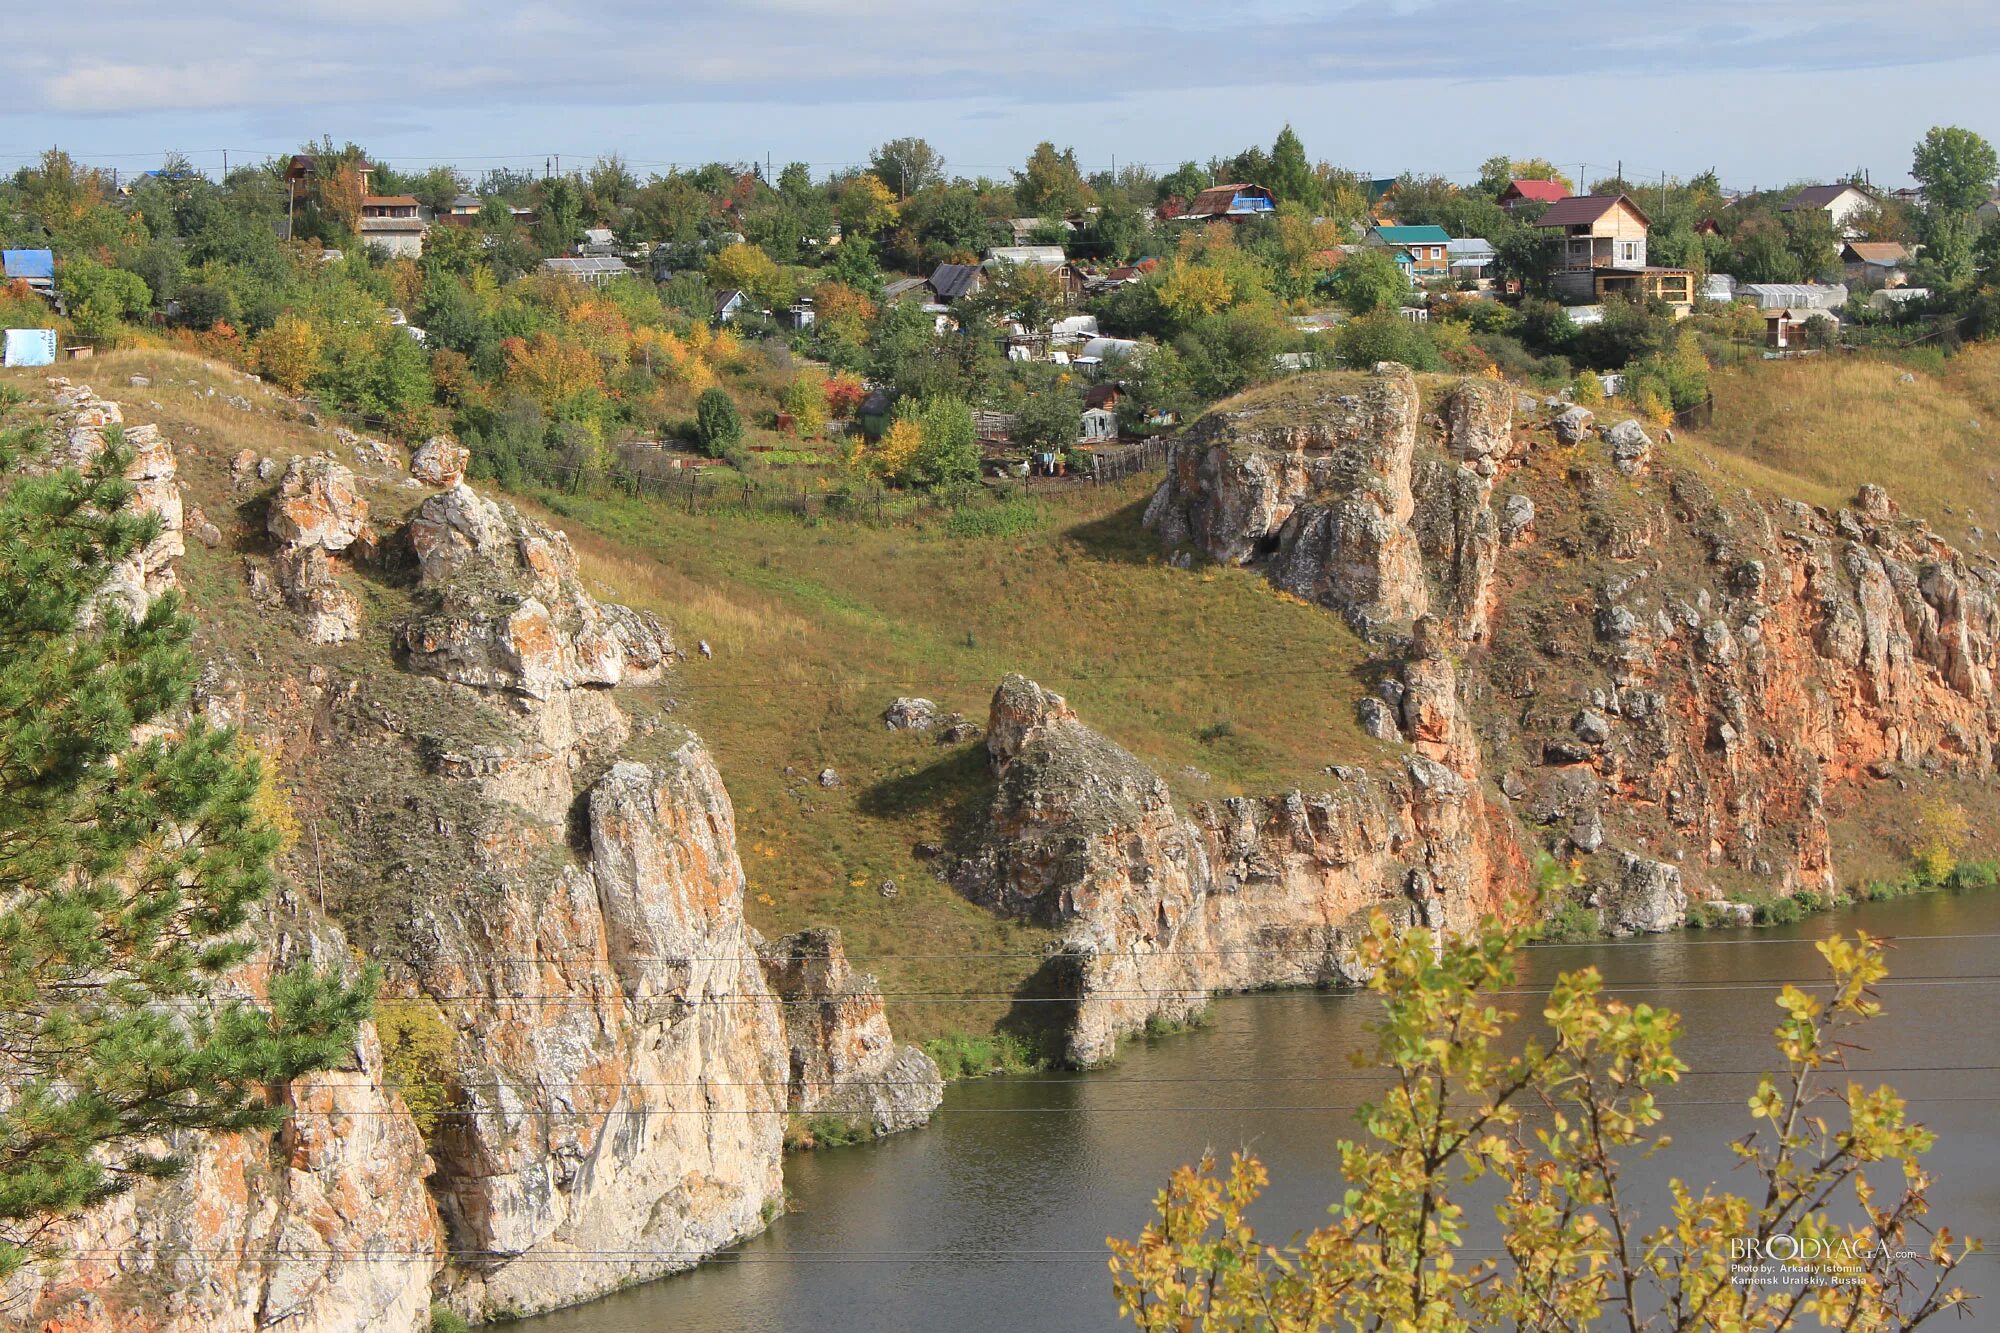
[923,1030,1044,1080]
[507,474,1380,1039]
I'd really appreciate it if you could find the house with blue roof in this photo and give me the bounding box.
[2,249,56,296]
[1363,225,1452,282]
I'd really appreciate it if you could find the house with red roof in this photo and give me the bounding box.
[1499,178,1569,212]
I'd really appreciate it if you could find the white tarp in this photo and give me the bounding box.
[3,328,55,367]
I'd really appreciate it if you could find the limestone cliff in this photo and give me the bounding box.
[951,365,2000,1062]
[17,379,936,1330]
[760,928,945,1139]
[953,673,1517,1065]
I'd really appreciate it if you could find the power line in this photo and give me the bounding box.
[120,975,2000,1008]
[369,933,2000,967]
[40,1244,2000,1265]
[277,1096,2000,1118]
[346,1065,2000,1094]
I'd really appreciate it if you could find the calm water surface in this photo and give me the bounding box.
[513,889,2000,1331]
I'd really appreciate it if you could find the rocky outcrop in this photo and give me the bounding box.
[23,906,443,1333]
[263,456,370,644]
[401,483,675,698]
[43,381,183,619]
[25,374,931,1328]
[424,747,790,1321]
[1604,854,1686,935]
[1145,364,1431,635]
[760,929,944,1138]
[955,674,1516,1065]
[1145,365,1514,644]
[410,435,468,488]
[268,455,369,554]
[1148,365,2000,912]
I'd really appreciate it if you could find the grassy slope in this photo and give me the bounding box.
[523,482,1385,1038]
[1697,344,2000,546]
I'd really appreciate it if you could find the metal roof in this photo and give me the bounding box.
[1783,184,1870,211]
[982,246,1067,270]
[2,249,55,281]
[1737,282,1848,309]
[929,263,983,301]
[1533,194,1649,228]
[1373,225,1450,245]
[1502,179,1568,203]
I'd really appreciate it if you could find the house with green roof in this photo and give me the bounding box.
[1364,224,1453,281]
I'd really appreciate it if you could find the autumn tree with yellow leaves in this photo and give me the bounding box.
[1110,908,1979,1332]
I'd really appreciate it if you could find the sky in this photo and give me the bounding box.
[3,0,1997,190]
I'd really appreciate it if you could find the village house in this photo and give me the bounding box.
[777,297,815,330]
[710,287,748,322]
[929,262,985,304]
[2,249,56,301]
[1499,178,1569,213]
[1365,224,1453,282]
[1533,194,1693,306]
[1780,183,1877,239]
[1178,183,1277,223]
[1839,240,1914,287]
[1765,307,1837,350]
[358,194,428,258]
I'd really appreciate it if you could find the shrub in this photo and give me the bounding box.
[1334,310,1443,372]
[1534,899,1600,943]
[376,996,457,1137]
[1751,894,1807,926]
[786,1113,871,1151]
[1573,369,1605,406]
[694,386,743,457]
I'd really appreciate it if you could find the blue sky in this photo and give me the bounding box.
[2,0,1996,189]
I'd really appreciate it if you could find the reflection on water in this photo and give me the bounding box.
[512,890,2000,1332]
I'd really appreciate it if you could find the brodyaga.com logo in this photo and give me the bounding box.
[1729,1235,1923,1289]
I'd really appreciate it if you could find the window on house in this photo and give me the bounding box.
[1619,241,1640,264]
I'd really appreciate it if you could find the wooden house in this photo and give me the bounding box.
[1366,225,1453,281]
[1533,194,1692,307]
[1178,184,1277,223]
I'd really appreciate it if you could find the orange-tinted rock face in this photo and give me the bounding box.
[960,368,2000,1061]
[23,911,444,1333]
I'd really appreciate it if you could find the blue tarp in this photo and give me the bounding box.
[2,249,55,281]
[4,328,57,367]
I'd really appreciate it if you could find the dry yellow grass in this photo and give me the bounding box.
[1699,347,2000,544]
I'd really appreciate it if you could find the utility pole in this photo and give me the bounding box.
[222,148,228,178]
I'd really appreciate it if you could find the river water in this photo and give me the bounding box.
[513,889,2000,1331]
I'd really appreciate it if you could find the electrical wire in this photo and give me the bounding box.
[365,933,2000,968]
